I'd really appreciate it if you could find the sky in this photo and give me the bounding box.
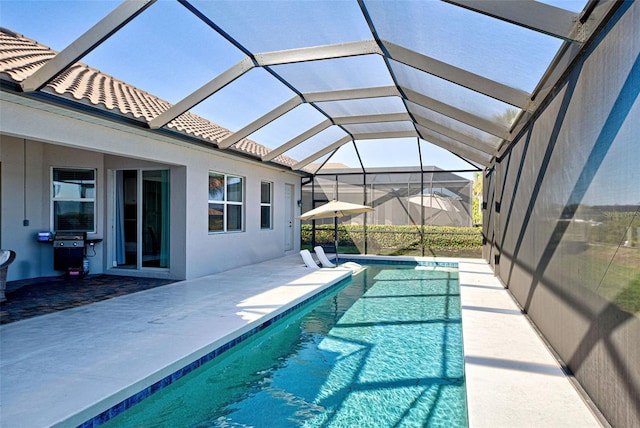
[0,0,592,180]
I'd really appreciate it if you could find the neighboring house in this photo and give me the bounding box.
[0,28,305,282]
[302,166,473,227]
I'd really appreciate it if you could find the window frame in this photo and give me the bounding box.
[208,171,245,233]
[51,167,97,233]
[260,181,273,230]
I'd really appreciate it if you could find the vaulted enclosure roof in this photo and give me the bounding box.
[0,0,621,175]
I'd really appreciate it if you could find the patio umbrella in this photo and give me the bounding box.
[299,200,373,264]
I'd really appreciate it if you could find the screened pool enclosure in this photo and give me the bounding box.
[3,0,616,256]
[301,167,479,257]
[3,0,608,173]
[1,0,638,427]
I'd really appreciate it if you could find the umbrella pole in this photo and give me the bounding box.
[334,217,339,266]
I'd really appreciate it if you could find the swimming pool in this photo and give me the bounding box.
[102,263,467,427]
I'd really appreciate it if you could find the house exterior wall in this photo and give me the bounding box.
[484,2,640,426]
[0,93,302,282]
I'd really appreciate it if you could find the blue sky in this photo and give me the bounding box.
[0,0,590,177]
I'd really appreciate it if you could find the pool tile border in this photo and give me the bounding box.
[342,257,458,268]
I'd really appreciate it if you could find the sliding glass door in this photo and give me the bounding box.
[142,170,169,267]
[114,169,170,270]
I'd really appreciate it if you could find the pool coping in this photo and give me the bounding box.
[455,259,603,428]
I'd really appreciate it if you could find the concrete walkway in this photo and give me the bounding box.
[457,259,602,428]
[0,255,601,427]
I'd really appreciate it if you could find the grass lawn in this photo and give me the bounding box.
[557,244,640,315]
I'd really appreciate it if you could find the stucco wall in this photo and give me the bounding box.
[0,94,302,282]
[485,3,639,426]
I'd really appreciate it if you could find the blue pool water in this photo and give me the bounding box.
[103,264,467,427]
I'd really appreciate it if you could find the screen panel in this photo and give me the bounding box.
[190,0,372,52]
[270,55,394,93]
[365,0,563,92]
[83,1,244,104]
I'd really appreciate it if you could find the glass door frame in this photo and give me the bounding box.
[109,168,170,272]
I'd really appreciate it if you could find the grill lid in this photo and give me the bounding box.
[53,232,87,241]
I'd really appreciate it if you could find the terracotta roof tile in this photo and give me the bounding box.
[0,28,297,169]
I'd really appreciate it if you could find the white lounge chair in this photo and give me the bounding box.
[314,246,336,268]
[300,249,320,269]
[341,261,362,270]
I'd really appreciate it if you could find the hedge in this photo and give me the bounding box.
[301,224,482,253]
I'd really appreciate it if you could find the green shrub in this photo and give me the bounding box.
[301,224,482,255]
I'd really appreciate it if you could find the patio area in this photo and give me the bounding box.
[0,255,603,427]
[1,275,176,325]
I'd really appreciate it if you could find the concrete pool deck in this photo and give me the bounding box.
[0,255,602,427]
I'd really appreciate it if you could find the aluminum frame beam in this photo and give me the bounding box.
[229,83,509,164]
[148,41,386,131]
[21,0,155,92]
[383,41,532,110]
[413,114,497,155]
[255,40,381,66]
[332,112,412,125]
[212,84,510,160]
[416,125,492,166]
[262,119,333,162]
[352,131,417,140]
[262,93,503,165]
[402,87,512,140]
[148,57,255,129]
[304,86,400,102]
[266,114,414,163]
[221,93,410,153]
[293,135,352,170]
[152,37,530,127]
[217,96,303,148]
[444,0,581,42]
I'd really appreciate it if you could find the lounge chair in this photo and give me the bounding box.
[300,249,320,269]
[314,246,336,268]
[341,261,362,270]
[0,249,16,302]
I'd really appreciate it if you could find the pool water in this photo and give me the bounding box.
[104,264,467,427]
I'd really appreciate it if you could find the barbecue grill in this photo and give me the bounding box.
[53,232,86,275]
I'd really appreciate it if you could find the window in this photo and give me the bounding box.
[208,172,244,232]
[52,167,96,232]
[261,181,272,229]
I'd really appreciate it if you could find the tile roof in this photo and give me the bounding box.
[0,28,296,168]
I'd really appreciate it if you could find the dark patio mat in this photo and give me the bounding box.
[1,275,176,325]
